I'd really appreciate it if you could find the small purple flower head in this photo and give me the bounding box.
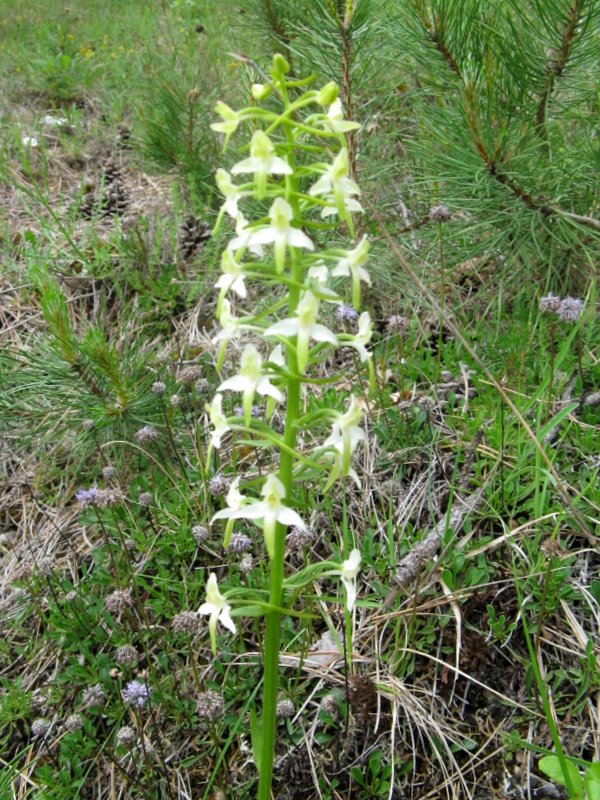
[539,293,561,314]
[104,588,134,615]
[102,465,117,481]
[234,404,261,419]
[151,381,166,395]
[209,475,231,496]
[227,532,252,553]
[138,492,153,507]
[122,680,152,707]
[335,305,359,325]
[170,394,181,407]
[195,690,224,721]
[558,296,583,323]
[63,713,83,732]
[135,425,158,443]
[81,419,95,431]
[76,487,100,507]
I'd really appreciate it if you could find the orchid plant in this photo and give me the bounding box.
[200,55,372,800]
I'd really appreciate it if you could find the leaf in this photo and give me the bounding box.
[539,756,584,797]
[585,763,600,800]
[250,708,262,777]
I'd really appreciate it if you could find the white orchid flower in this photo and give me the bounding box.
[267,344,286,367]
[206,393,230,449]
[213,474,305,559]
[345,311,373,362]
[323,396,366,479]
[242,197,314,274]
[339,549,361,611]
[215,249,247,307]
[331,235,371,308]
[215,169,243,219]
[218,344,283,425]
[231,130,292,198]
[229,213,264,258]
[198,573,236,653]
[215,477,249,547]
[309,148,361,222]
[213,299,257,345]
[264,291,337,372]
[322,98,361,134]
[321,196,363,219]
[210,102,243,149]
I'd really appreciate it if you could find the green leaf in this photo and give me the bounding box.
[585,763,600,800]
[539,756,584,797]
[250,708,262,777]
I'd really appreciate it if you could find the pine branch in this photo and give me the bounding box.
[535,0,583,136]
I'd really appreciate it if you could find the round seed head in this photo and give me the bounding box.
[31,718,51,738]
[172,611,200,635]
[387,315,409,334]
[428,204,452,223]
[239,553,254,575]
[102,465,117,480]
[63,713,83,732]
[195,690,224,721]
[114,645,139,666]
[151,381,166,395]
[276,699,295,719]
[104,588,134,614]
[138,492,153,507]
[192,525,209,544]
[116,725,136,747]
[81,683,107,708]
[135,425,158,443]
[539,293,561,313]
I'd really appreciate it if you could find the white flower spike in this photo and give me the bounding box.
[198,573,236,653]
[264,290,337,372]
[231,130,292,198]
[331,235,371,308]
[213,474,305,559]
[339,549,361,611]
[218,344,283,425]
[243,197,314,274]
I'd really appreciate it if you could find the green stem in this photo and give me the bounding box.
[257,77,303,800]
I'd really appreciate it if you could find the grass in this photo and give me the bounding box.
[1,1,599,799]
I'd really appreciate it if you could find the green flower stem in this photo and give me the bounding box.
[258,79,302,800]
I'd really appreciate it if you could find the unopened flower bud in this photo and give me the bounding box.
[271,53,290,78]
[251,83,271,101]
[317,82,339,106]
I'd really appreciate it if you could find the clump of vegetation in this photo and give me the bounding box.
[0,1,598,799]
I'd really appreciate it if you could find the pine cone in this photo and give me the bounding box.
[179,214,211,260]
[102,180,129,217]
